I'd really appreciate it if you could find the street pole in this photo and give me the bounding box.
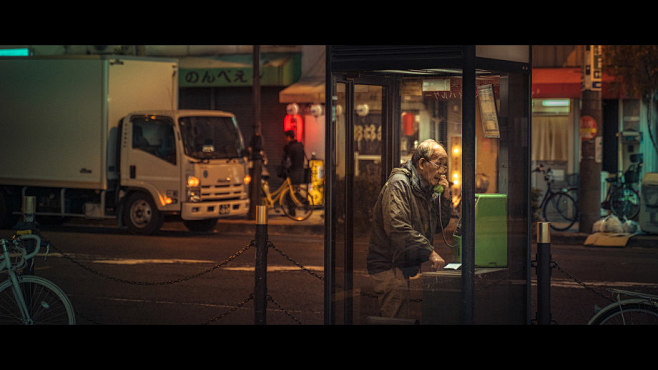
[461,46,475,324]
[254,205,268,325]
[248,45,263,220]
[535,222,552,325]
[579,45,603,233]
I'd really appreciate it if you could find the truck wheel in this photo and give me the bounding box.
[123,192,163,235]
[183,218,218,232]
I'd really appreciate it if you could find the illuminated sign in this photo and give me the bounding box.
[0,48,30,56]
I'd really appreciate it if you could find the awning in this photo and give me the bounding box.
[532,67,631,99]
[278,76,325,104]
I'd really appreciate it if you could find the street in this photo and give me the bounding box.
[2,219,657,325]
[2,220,325,325]
[530,242,658,325]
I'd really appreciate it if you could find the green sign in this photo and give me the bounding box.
[179,53,301,88]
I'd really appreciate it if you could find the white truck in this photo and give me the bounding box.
[0,55,250,234]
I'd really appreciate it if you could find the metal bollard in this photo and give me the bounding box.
[17,196,38,275]
[536,222,552,325]
[21,196,36,224]
[254,205,268,325]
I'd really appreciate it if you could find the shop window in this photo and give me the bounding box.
[532,99,570,162]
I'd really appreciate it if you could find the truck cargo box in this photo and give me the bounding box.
[0,55,178,190]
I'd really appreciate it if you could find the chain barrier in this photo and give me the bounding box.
[204,294,255,325]
[49,240,256,324]
[268,241,324,281]
[261,240,324,324]
[51,233,617,325]
[267,295,303,325]
[552,261,615,303]
[49,241,254,286]
[50,237,326,325]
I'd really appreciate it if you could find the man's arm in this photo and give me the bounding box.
[383,180,434,266]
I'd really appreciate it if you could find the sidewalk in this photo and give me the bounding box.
[217,211,658,249]
[542,222,658,248]
[216,208,324,235]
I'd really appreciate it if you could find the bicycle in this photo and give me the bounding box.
[601,153,643,220]
[261,176,314,221]
[533,164,579,231]
[588,288,658,325]
[0,233,76,324]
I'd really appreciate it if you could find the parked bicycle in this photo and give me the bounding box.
[533,164,579,231]
[601,153,643,220]
[0,233,75,324]
[261,176,314,221]
[588,288,658,325]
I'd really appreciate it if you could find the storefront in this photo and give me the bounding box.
[531,67,649,215]
[324,46,532,324]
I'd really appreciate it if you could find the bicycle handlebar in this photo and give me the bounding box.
[532,164,552,175]
[0,234,43,272]
[18,234,43,261]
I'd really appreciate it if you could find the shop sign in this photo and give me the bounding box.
[181,67,295,87]
[477,84,500,138]
[179,54,301,88]
[423,78,500,100]
[582,45,602,91]
[580,115,598,140]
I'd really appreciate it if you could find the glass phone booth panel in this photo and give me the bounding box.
[326,46,530,325]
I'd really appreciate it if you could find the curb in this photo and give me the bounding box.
[216,220,324,235]
[544,231,658,248]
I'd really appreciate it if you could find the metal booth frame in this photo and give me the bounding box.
[324,45,532,325]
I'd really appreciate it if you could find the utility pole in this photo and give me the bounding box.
[579,45,603,233]
[248,45,263,220]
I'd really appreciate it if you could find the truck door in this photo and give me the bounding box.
[121,115,180,210]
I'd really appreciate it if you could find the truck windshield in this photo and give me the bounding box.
[179,116,244,160]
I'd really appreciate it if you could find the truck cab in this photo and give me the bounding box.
[119,110,250,234]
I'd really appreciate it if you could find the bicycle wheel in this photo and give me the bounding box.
[543,192,578,231]
[610,187,640,220]
[589,301,658,325]
[0,275,75,324]
[281,186,314,221]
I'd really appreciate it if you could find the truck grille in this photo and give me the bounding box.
[200,184,244,200]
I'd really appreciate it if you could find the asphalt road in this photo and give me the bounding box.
[2,219,657,325]
[2,221,325,325]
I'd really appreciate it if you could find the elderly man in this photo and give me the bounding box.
[367,139,452,318]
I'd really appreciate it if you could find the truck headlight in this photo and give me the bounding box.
[186,176,201,202]
[187,176,200,187]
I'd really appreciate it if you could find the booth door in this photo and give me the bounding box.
[332,79,395,324]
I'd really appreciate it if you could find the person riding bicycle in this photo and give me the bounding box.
[280,130,306,216]
[280,129,306,184]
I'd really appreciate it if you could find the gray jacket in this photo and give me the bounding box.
[367,160,452,277]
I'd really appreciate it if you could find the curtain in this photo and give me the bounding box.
[532,115,569,162]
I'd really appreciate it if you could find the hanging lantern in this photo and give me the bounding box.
[402,112,415,136]
[284,113,304,141]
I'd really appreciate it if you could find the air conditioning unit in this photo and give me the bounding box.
[639,172,658,233]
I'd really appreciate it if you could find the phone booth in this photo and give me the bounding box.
[324,46,532,324]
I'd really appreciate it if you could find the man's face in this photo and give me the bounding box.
[418,144,448,187]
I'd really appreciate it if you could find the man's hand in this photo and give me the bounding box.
[429,251,446,271]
